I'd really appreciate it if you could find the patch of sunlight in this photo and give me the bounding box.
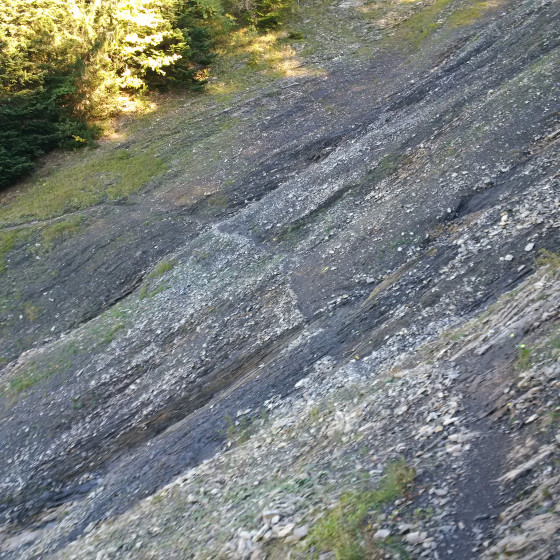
[206,27,315,97]
[359,0,423,30]
[117,93,158,115]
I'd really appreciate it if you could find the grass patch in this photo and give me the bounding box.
[23,302,41,323]
[147,259,178,280]
[516,344,532,371]
[392,0,454,48]
[307,459,416,559]
[2,341,78,398]
[0,230,19,275]
[390,0,492,49]
[225,414,252,445]
[448,1,489,27]
[100,322,125,344]
[224,409,270,446]
[7,364,43,395]
[41,216,84,249]
[536,249,560,269]
[139,284,168,300]
[0,149,166,226]
[207,26,309,98]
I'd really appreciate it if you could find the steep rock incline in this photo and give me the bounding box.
[46,250,560,560]
[0,0,559,556]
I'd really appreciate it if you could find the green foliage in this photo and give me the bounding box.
[223,0,295,30]
[0,0,294,189]
[0,0,232,186]
[308,459,416,559]
[0,80,96,188]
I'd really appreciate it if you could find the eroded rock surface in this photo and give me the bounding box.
[0,0,559,557]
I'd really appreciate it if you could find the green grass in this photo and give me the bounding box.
[391,0,491,50]
[448,1,489,27]
[2,341,78,398]
[0,149,166,226]
[516,344,532,371]
[147,259,178,280]
[7,364,43,394]
[41,216,84,249]
[224,409,270,446]
[307,459,416,559]
[392,0,454,48]
[139,284,168,300]
[100,322,125,344]
[206,26,309,99]
[0,230,19,274]
[23,302,41,322]
[536,249,560,269]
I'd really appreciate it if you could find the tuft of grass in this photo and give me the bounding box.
[147,259,177,280]
[0,230,19,274]
[0,149,166,226]
[448,1,489,27]
[23,302,41,322]
[307,459,416,559]
[8,367,43,395]
[139,284,168,300]
[206,27,309,98]
[2,341,78,398]
[225,414,252,445]
[100,322,125,344]
[392,0,454,47]
[390,0,492,50]
[516,344,532,371]
[41,216,84,249]
[224,409,270,446]
[536,249,560,269]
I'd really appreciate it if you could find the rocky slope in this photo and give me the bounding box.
[0,0,559,557]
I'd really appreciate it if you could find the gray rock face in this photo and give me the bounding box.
[0,0,559,557]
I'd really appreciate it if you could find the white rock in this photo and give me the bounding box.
[374,529,391,539]
[405,531,428,545]
[293,525,309,539]
[277,523,295,538]
[524,242,535,252]
[262,510,280,520]
[504,254,514,261]
[252,526,268,542]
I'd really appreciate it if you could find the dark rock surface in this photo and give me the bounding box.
[0,0,558,556]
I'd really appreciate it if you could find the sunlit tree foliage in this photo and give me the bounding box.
[0,0,232,187]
